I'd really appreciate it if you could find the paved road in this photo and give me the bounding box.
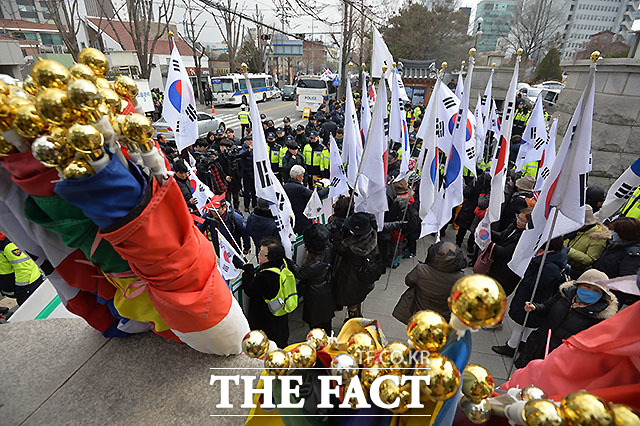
[204,99,305,136]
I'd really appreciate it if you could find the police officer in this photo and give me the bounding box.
[264,120,276,139]
[282,116,294,137]
[280,137,305,181]
[275,127,287,147]
[0,234,43,306]
[295,124,308,148]
[303,131,328,187]
[335,127,344,151]
[319,112,337,145]
[513,103,530,136]
[237,105,251,138]
[305,115,318,137]
[266,132,282,179]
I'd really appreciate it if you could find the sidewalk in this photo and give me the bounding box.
[287,227,515,386]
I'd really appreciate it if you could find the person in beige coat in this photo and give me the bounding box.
[563,205,611,279]
[394,241,466,322]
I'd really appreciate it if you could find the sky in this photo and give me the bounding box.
[167,0,481,50]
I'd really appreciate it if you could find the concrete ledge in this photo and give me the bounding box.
[0,319,262,425]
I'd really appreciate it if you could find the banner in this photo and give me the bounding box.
[217,233,242,281]
[534,118,558,192]
[515,95,548,172]
[328,135,349,200]
[162,44,198,152]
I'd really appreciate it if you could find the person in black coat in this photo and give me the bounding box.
[197,199,250,256]
[283,165,329,236]
[492,237,568,357]
[295,124,309,148]
[455,171,490,248]
[237,136,256,212]
[305,116,318,137]
[498,175,535,232]
[386,151,401,183]
[280,138,305,182]
[173,160,197,213]
[514,269,618,368]
[246,198,279,251]
[298,224,335,335]
[319,113,338,145]
[487,207,531,295]
[242,238,292,348]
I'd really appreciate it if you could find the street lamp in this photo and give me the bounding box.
[474,17,484,49]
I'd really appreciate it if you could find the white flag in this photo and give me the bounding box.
[534,118,558,191]
[247,75,296,257]
[480,69,494,130]
[390,67,410,181]
[217,233,242,281]
[454,71,464,100]
[458,60,476,173]
[162,45,198,152]
[371,26,393,79]
[474,94,486,166]
[597,156,640,220]
[187,165,214,213]
[328,135,349,200]
[416,79,443,219]
[474,213,492,251]
[420,57,474,237]
[360,74,372,148]
[508,62,596,277]
[304,188,324,219]
[355,75,389,231]
[488,57,520,224]
[416,81,459,156]
[187,151,197,168]
[515,96,547,172]
[343,79,363,187]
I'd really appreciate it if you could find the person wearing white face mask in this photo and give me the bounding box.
[514,269,619,369]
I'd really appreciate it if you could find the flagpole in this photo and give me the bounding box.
[211,204,249,264]
[508,206,559,377]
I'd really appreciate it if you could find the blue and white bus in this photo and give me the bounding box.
[210,73,276,106]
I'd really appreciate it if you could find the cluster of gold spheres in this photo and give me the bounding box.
[0,47,154,179]
[241,274,511,415]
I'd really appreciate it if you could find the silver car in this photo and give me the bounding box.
[152,112,226,140]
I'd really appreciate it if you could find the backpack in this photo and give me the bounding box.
[264,261,299,316]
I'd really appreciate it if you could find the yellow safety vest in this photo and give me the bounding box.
[522,161,539,178]
[0,242,41,288]
[303,144,326,170]
[238,111,250,124]
[268,144,281,166]
[621,186,640,220]
[263,263,298,316]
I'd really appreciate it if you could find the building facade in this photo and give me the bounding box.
[559,0,640,59]
[475,0,517,52]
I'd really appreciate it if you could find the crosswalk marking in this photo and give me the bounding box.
[204,111,307,135]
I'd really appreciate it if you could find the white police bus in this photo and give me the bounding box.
[295,75,336,112]
[210,73,276,106]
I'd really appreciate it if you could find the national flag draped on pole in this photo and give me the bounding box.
[246,74,296,256]
[508,58,597,277]
[481,69,494,129]
[390,67,410,181]
[455,70,464,100]
[534,118,558,192]
[597,156,640,220]
[474,94,486,166]
[217,233,242,281]
[303,188,324,219]
[515,95,548,172]
[187,165,214,213]
[360,74,372,147]
[342,79,363,186]
[162,44,198,152]
[459,58,476,173]
[420,53,475,237]
[488,55,521,224]
[355,75,389,231]
[328,135,349,200]
[371,25,409,101]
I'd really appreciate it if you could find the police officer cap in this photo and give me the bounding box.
[309,115,316,121]
[296,124,305,131]
[242,135,253,142]
[267,132,276,139]
[216,128,224,136]
[409,131,417,140]
[389,149,399,159]
[276,127,285,135]
[260,113,266,120]
[283,116,291,122]
[309,131,319,139]
[286,138,298,149]
[336,127,344,135]
[266,119,274,127]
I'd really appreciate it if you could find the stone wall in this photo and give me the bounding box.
[556,58,640,187]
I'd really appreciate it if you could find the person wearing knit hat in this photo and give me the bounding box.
[563,205,611,278]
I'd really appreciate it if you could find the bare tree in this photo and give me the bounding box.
[99,0,175,80]
[504,0,566,63]
[237,5,273,73]
[182,1,206,101]
[208,0,244,73]
[41,0,81,59]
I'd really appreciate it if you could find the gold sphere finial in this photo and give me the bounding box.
[461,60,466,66]
[392,62,397,68]
[168,31,174,37]
[382,65,388,73]
[469,47,477,57]
[591,51,601,62]
[441,61,448,70]
[491,62,497,67]
[361,63,366,69]
[348,62,354,69]
[241,63,248,73]
[517,48,524,56]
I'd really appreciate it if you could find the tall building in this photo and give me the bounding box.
[475,0,518,52]
[560,0,640,59]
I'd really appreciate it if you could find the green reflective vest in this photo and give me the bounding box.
[522,161,539,178]
[621,186,640,220]
[263,263,298,316]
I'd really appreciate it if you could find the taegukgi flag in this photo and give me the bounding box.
[328,135,349,200]
[515,95,548,172]
[597,156,640,220]
[162,44,199,152]
[508,60,596,277]
[534,118,558,192]
[217,233,242,281]
[246,75,296,256]
[389,66,410,181]
[342,79,363,187]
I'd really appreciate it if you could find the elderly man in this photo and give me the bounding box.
[283,165,328,235]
